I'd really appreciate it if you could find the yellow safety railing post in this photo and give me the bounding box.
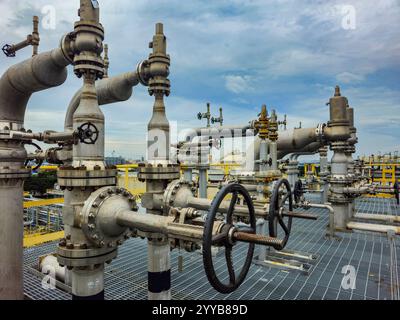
[124,168,129,189]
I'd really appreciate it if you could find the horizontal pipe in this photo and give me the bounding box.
[186,196,317,220]
[117,211,172,234]
[354,213,400,224]
[347,221,400,235]
[116,210,208,242]
[9,130,74,142]
[179,124,254,144]
[64,71,141,130]
[343,187,370,194]
[250,126,325,169]
[0,47,70,128]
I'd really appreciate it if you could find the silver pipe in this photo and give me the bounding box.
[183,168,193,183]
[0,48,70,128]
[347,221,400,235]
[186,196,268,217]
[250,127,325,169]
[354,213,400,224]
[198,168,208,198]
[64,71,141,130]
[307,203,335,237]
[191,124,254,137]
[286,151,317,190]
[0,44,71,300]
[270,141,278,170]
[259,139,268,172]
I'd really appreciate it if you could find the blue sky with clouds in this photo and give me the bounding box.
[0,0,399,159]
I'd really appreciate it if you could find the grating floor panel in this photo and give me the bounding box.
[23,197,400,300]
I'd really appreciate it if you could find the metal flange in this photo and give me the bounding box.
[0,167,31,180]
[255,169,282,181]
[57,245,118,268]
[138,164,180,182]
[80,186,137,248]
[57,167,117,187]
[163,179,196,214]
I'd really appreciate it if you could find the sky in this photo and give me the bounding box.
[0,0,399,160]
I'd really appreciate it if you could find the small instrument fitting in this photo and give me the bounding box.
[2,16,40,57]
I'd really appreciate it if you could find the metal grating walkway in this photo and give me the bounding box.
[23,197,400,300]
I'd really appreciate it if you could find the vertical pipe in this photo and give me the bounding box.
[124,168,129,189]
[256,219,267,262]
[199,168,208,198]
[270,141,277,170]
[32,16,39,56]
[259,139,268,172]
[71,265,104,300]
[330,148,349,229]
[0,180,24,299]
[62,0,106,300]
[319,147,329,204]
[145,23,172,300]
[287,161,299,191]
[147,240,171,300]
[183,167,193,183]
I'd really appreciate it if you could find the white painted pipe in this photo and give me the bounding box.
[347,221,400,235]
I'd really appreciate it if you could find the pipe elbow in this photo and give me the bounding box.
[64,70,141,130]
[0,47,70,126]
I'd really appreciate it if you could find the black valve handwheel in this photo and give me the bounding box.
[293,179,304,204]
[24,142,43,171]
[77,122,99,145]
[268,178,293,250]
[2,44,15,57]
[203,183,256,294]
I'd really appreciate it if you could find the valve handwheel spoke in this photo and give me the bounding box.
[268,178,293,250]
[227,191,238,224]
[203,183,256,294]
[77,122,99,145]
[225,246,236,285]
[24,142,43,171]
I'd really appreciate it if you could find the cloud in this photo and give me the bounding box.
[0,0,399,159]
[335,72,365,84]
[224,75,253,94]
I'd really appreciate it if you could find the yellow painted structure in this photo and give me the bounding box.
[209,163,241,175]
[304,163,318,175]
[24,197,64,208]
[37,163,242,197]
[364,163,399,185]
[23,231,64,248]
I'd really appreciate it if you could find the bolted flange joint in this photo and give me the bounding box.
[80,186,138,249]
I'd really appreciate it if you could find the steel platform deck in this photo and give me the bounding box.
[23,196,400,300]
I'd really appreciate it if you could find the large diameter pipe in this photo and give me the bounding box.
[0,46,70,300]
[191,125,254,138]
[0,180,24,299]
[198,168,208,198]
[64,71,140,130]
[0,48,70,128]
[71,265,105,300]
[250,127,324,165]
[277,127,322,154]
